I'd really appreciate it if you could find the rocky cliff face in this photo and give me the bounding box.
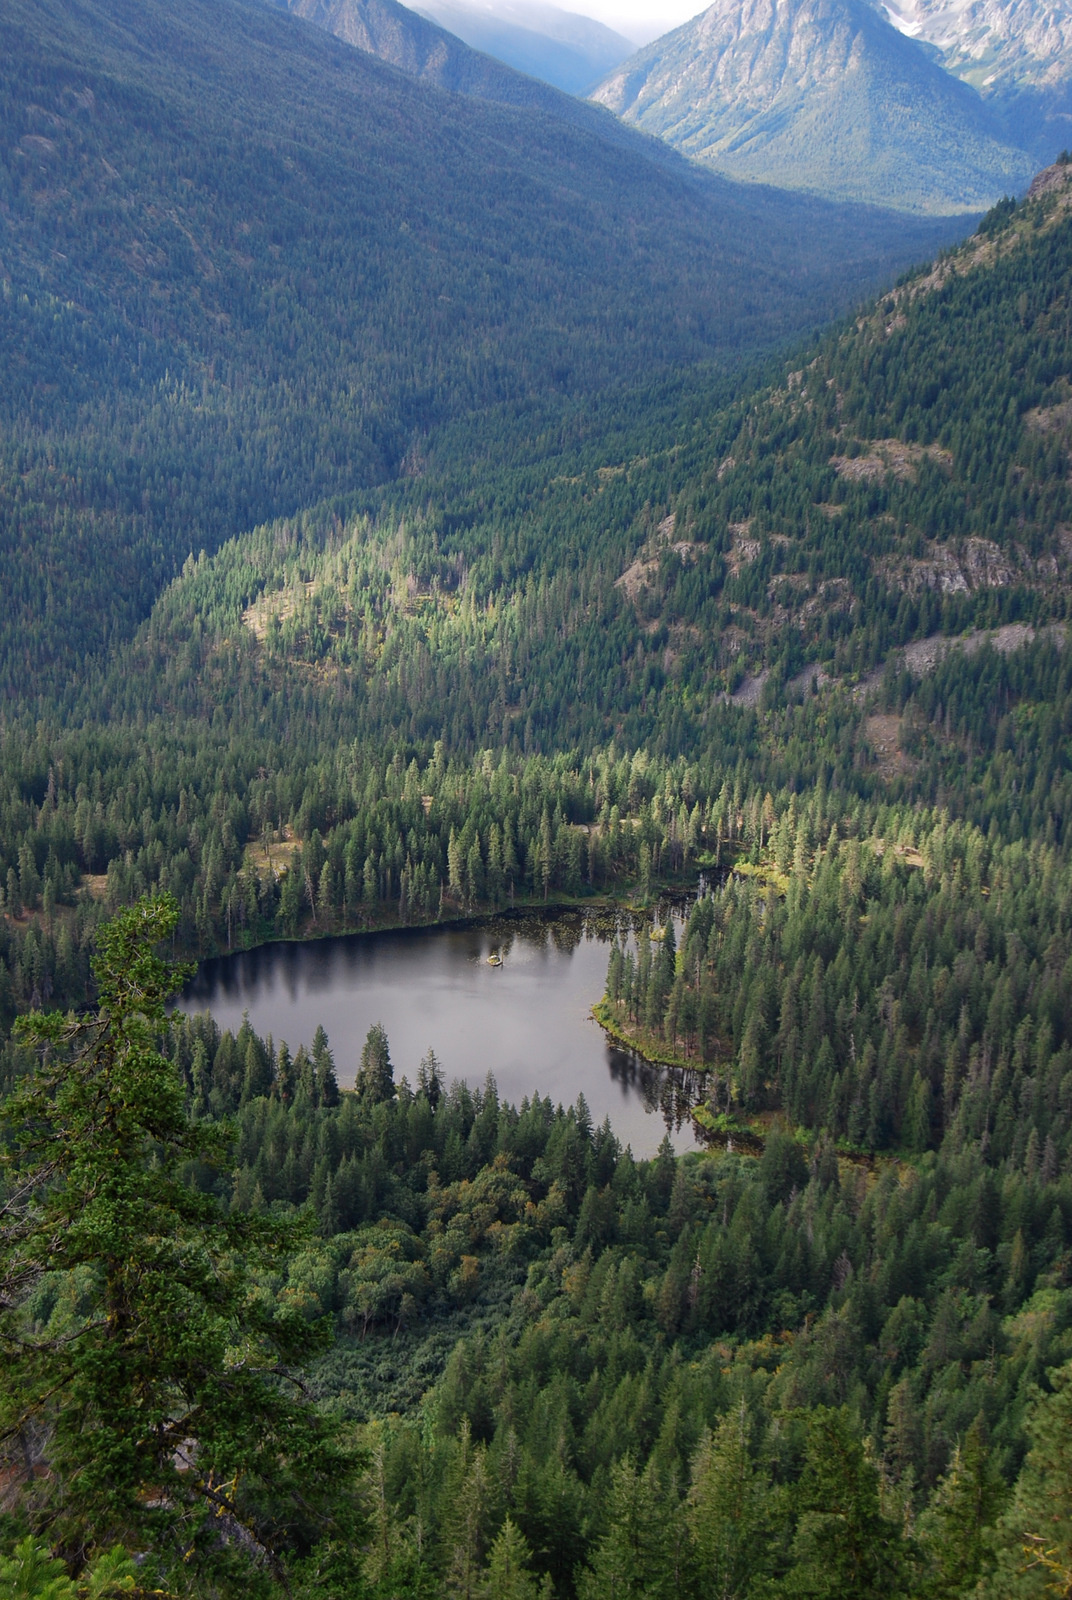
[591,0,1034,211]
[877,0,1072,158]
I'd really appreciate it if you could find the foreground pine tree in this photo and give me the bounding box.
[686,1401,779,1597]
[0,895,352,1586]
[983,1363,1072,1599]
[916,1419,1006,1599]
[785,1407,908,1599]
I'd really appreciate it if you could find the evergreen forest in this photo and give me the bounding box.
[4,0,1072,1592]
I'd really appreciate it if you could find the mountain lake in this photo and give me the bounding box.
[181,905,704,1157]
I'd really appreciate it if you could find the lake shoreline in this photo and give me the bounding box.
[180,894,707,1157]
[183,880,704,973]
[590,995,712,1075]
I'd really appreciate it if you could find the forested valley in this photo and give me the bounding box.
[0,0,953,699]
[4,0,1072,1588]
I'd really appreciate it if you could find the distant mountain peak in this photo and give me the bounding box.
[869,0,1072,159]
[413,0,633,93]
[273,0,642,134]
[591,0,1034,212]
[879,0,1072,91]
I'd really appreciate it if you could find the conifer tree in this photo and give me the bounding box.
[983,1364,1072,1598]
[313,1023,340,1107]
[687,1402,778,1598]
[578,1458,680,1600]
[357,1022,394,1104]
[0,896,350,1578]
[445,1422,492,1600]
[917,1419,1005,1599]
[477,1518,550,1600]
[785,1408,907,1600]
[418,1047,443,1108]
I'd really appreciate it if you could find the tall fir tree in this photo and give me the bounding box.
[0,897,351,1581]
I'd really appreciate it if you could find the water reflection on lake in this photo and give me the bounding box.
[181,908,703,1157]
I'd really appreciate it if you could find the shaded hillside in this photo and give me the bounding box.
[0,0,959,697]
[284,0,632,97]
[591,0,1033,211]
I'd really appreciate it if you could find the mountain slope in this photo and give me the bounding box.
[599,160,1072,710]
[0,0,962,698]
[591,0,1034,211]
[271,0,581,108]
[414,0,632,93]
[878,0,1072,160]
[107,164,1072,768]
[274,0,645,146]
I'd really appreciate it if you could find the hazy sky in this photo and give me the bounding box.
[429,0,709,50]
[579,0,705,43]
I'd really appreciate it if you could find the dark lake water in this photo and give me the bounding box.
[181,908,703,1157]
